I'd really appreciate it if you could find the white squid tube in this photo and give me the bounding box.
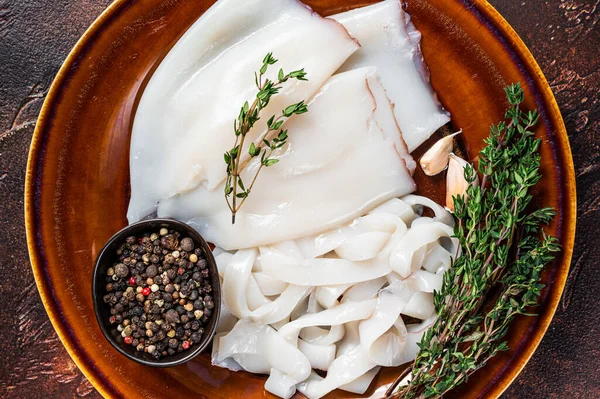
[404,269,443,293]
[403,194,455,226]
[260,247,392,286]
[217,320,312,382]
[341,277,387,303]
[298,340,376,399]
[211,333,243,372]
[422,242,454,274]
[359,281,412,366]
[389,221,455,277]
[278,299,377,342]
[253,271,289,296]
[300,325,345,346]
[265,368,298,399]
[222,249,257,318]
[298,340,336,371]
[315,284,352,309]
[247,275,270,311]
[402,291,435,320]
[339,366,381,394]
[369,198,417,224]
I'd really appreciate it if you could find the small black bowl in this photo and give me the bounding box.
[92,218,221,367]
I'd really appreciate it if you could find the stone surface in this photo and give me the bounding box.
[0,0,597,398]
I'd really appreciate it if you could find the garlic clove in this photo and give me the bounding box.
[446,152,478,212]
[419,130,462,176]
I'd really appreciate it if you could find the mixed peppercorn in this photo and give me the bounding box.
[102,228,214,359]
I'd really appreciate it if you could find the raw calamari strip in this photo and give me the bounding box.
[216,319,311,382]
[260,247,392,286]
[315,284,352,309]
[298,340,337,371]
[331,0,450,152]
[253,272,289,296]
[222,249,312,324]
[300,325,345,346]
[389,220,457,277]
[358,282,412,365]
[128,0,359,222]
[339,366,381,394]
[278,299,377,342]
[157,67,416,250]
[296,200,410,259]
[265,368,298,399]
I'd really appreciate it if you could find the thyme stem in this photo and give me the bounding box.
[223,53,309,224]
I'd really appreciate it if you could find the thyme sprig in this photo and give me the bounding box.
[224,53,308,224]
[388,83,560,398]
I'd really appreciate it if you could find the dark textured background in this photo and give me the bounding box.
[0,0,598,398]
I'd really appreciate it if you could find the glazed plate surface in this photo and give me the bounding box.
[25,0,575,398]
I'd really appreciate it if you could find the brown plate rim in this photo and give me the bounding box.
[25,0,576,398]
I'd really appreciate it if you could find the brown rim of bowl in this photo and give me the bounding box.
[24,0,576,398]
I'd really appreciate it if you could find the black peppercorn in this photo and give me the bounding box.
[135,262,145,273]
[149,322,160,333]
[146,265,158,278]
[165,309,179,324]
[166,269,177,280]
[190,332,202,343]
[161,234,179,250]
[180,237,194,252]
[198,259,208,270]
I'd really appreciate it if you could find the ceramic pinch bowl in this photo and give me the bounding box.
[92,218,221,367]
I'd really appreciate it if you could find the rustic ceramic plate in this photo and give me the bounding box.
[25,0,575,398]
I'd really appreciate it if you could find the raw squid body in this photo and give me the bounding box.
[157,67,416,250]
[213,196,459,398]
[331,0,450,151]
[127,0,359,222]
